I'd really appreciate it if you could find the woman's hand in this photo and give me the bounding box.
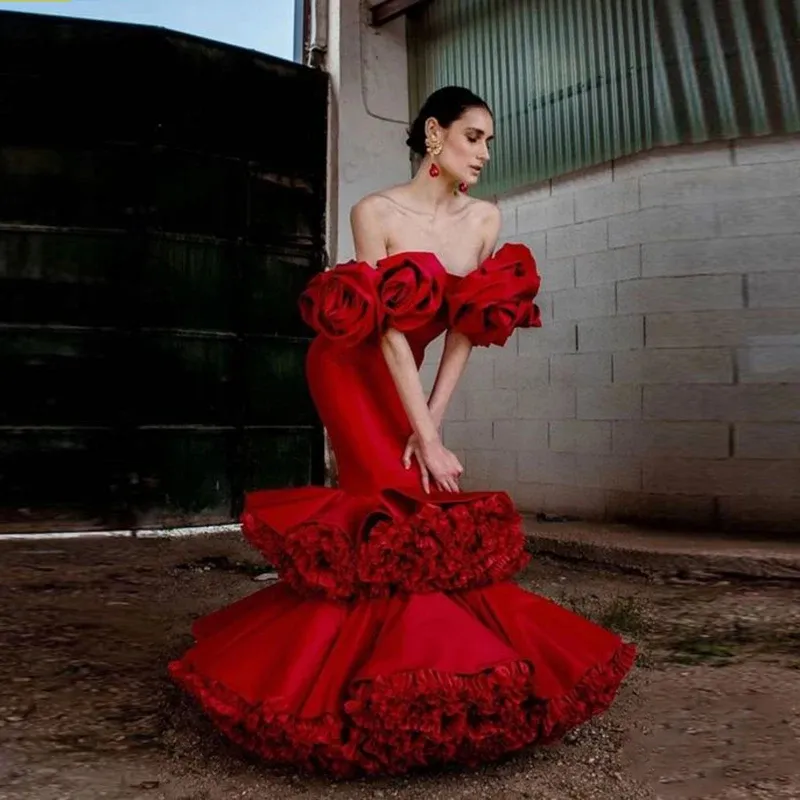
[403,433,463,493]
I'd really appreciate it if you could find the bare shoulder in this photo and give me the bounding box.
[466,197,501,228]
[465,198,502,260]
[350,192,393,225]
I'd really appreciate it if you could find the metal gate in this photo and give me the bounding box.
[0,11,328,533]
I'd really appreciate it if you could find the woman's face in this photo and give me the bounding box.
[433,106,494,186]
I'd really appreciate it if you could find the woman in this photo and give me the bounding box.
[168,86,636,778]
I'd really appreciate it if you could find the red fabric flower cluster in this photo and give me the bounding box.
[297,244,541,348]
[299,261,382,347]
[449,243,542,347]
[298,254,447,347]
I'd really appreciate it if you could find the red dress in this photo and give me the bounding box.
[168,244,636,778]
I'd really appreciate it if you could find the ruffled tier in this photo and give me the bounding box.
[168,581,637,778]
[240,486,530,600]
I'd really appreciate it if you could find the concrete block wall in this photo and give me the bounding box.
[422,135,800,532]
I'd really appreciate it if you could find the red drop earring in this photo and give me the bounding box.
[429,162,440,178]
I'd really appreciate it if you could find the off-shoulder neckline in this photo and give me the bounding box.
[381,250,473,280]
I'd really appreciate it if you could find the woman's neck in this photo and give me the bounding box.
[407,158,461,211]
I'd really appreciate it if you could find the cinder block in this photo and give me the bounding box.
[456,356,494,390]
[614,348,734,384]
[518,322,577,355]
[617,275,743,314]
[574,454,642,491]
[442,388,468,421]
[535,291,555,322]
[609,205,716,248]
[738,346,800,384]
[550,420,612,454]
[643,457,800,497]
[418,362,438,393]
[516,231,547,262]
[517,193,575,234]
[517,451,577,484]
[538,256,576,292]
[643,384,800,422]
[551,163,613,194]
[547,219,608,258]
[553,284,615,321]
[466,389,517,420]
[718,196,800,237]
[505,481,547,511]
[735,423,800,459]
[643,235,800,277]
[578,315,644,352]
[576,246,641,286]
[646,309,800,348]
[606,490,716,527]
[575,178,639,222]
[718,494,800,533]
[749,272,800,309]
[423,335,445,366]
[502,179,553,205]
[497,201,518,237]
[442,420,493,450]
[734,134,800,165]
[518,386,576,419]
[612,421,729,458]
[577,385,642,420]
[494,356,549,390]
[542,483,607,519]
[491,420,549,452]
[465,450,517,483]
[613,142,733,178]
[551,352,612,386]
[640,161,800,208]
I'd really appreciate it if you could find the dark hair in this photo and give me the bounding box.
[406,86,492,157]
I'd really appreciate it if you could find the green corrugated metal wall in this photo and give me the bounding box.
[408,0,800,196]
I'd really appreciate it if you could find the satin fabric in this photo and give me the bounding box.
[168,246,636,778]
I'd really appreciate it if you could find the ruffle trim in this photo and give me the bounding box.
[168,642,636,779]
[298,245,542,348]
[241,493,530,601]
[448,243,543,347]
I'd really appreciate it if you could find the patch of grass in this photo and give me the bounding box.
[553,591,649,637]
[667,635,738,666]
[663,626,800,667]
[598,596,649,637]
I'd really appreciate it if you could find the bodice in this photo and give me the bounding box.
[298,243,542,350]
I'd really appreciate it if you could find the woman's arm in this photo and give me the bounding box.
[427,330,473,427]
[425,202,502,426]
[351,197,463,493]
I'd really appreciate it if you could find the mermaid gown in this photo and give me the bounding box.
[168,243,636,778]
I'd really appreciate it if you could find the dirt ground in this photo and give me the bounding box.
[1,532,799,800]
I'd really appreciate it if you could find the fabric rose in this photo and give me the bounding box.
[299,261,381,346]
[375,252,447,332]
[479,243,541,295]
[448,243,542,347]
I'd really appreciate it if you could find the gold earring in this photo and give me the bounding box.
[425,135,443,157]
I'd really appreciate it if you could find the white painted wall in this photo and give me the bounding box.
[325,0,410,264]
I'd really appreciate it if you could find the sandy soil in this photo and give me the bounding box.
[1,532,799,800]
